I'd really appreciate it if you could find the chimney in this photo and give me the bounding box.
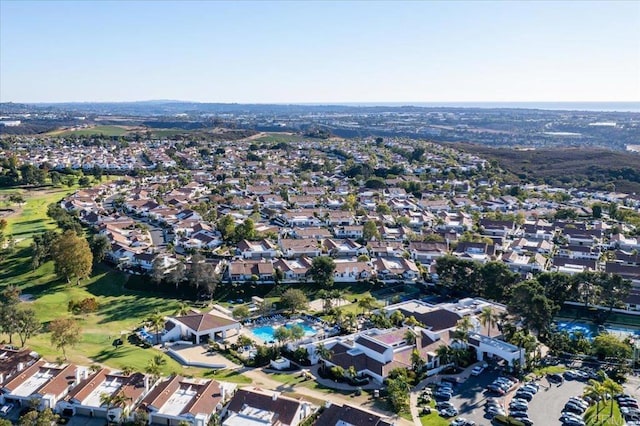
[17,362,24,372]
[75,368,82,384]
[221,386,226,401]
[144,375,150,392]
[272,392,279,401]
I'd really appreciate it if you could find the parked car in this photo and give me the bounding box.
[471,365,486,376]
[0,404,14,417]
[485,407,506,418]
[560,412,583,423]
[548,373,565,384]
[515,391,534,401]
[436,402,456,411]
[439,408,459,417]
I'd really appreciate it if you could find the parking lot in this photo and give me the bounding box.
[440,368,588,426]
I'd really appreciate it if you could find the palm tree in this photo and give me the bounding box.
[390,310,405,327]
[100,392,131,424]
[174,302,190,316]
[602,377,623,419]
[411,348,425,372]
[344,312,357,332]
[347,365,358,379]
[314,343,333,375]
[435,345,453,367]
[120,366,135,376]
[454,316,474,344]
[479,306,497,337]
[404,329,416,345]
[144,311,165,345]
[357,295,378,315]
[584,379,605,421]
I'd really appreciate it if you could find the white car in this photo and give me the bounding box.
[0,403,13,416]
[471,365,485,376]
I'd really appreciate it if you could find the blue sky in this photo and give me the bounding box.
[1,1,639,103]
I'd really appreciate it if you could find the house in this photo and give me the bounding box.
[237,239,279,259]
[333,261,373,283]
[0,346,40,389]
[0,360,79,410]
[453,242,497,264]
[314,403,394,426]
[334,225,364,240]
[373,258,420,281]
[273,257,313,282]
[227,260,275,283]
[222,388,316,426]
[479,219,516,237]
[290,227,332,240]
[408,242,448,263]
[162,310,241,344]
[57,369,148,422]
[141,376,233,426]
[368,241,407,259]
[322,239,367,258]
[279,239,321,258]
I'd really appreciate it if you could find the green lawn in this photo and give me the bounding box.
[584,400,623,426]
[419,400,450,426]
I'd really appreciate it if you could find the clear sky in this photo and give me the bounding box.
[1,0,639,103]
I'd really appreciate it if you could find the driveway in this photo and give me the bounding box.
[447,368,508,426]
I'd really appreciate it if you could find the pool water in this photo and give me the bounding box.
[251,320,317,343]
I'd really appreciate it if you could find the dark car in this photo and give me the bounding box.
[548,373,564,384]
[515,391,534,401]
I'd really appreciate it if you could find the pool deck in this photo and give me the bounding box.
[167,343,241,369]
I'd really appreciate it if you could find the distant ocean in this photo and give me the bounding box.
[331,102,640,113]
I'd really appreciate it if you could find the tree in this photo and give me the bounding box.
[217,215,236,242]
[144,311,165,345]
[309,256,335,289]
[357,295,378,315]
[187,254,219,300]
[584,379,605,421]
[15,308,40,347]
[454,316,474,343]
[167,261,185,288]
[100,392,131,424]
[289,324,305,342]
[314,343,333,374]
[280,288,308,314]
[390,310,405,327]
[362,221,380,242]
[479,261,518,302]
[18,407,57,426]
[602,377,623,418]
[51,230,93,284]
[174,302,190,316]
[89,234,111,263]
[273,326,291,346]
[404,329,416,345]
[0,285,21,344]
[411,348,425,372]
[508,280,558,338]
[49,317,81,359]
[232,305,250,320]
[386,374,410,413]
[592,333,632,360]
[479,306,498,337]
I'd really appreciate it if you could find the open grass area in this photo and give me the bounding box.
[584,400,623,426]
[47,125,133,137]
[531,365,567,376]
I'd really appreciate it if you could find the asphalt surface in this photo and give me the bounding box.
[527,378,586,426]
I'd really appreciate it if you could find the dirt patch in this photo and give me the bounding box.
[19,294,34,302]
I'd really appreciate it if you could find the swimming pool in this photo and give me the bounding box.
[250,320,317,343]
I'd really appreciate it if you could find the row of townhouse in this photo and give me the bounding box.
[0,345,392,426]
[226,256,420,284]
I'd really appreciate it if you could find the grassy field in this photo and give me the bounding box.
[46,125,133,137]
[419,400,449,426]
[584,400,623,426]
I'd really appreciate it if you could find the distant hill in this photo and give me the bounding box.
[450,143,640,194]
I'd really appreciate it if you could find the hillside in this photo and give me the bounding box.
[450,143,640,194]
